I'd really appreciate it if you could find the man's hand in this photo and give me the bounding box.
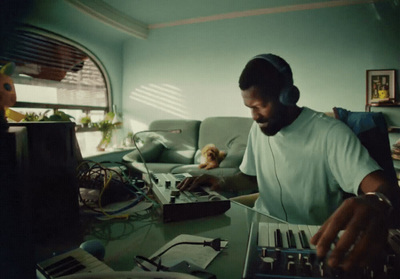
[310,195,389,271]
[176,174,223,191]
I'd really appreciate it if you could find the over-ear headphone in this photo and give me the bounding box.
[251,54,300,106]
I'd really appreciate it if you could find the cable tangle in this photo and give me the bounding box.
[76,160,156,220]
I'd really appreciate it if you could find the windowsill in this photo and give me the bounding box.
[75,125,123,133]
[83,146,134,159]
[76,130,134,158]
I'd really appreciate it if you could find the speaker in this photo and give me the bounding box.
[8,122,80,242]
[0,127,36,278]
[252,54,299,106]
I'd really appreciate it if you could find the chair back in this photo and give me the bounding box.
[333,107,397,184]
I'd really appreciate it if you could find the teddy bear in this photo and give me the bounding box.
[0,62,16,131]
[198,143,226,170]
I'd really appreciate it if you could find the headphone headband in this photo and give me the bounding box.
[250,54,299,106]
[252,54,291,78]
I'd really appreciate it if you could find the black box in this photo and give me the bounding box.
[8,122,80,241]
[0,126,35,278]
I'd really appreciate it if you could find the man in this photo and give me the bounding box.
[178,54,399,271]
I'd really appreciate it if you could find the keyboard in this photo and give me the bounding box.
[148,173,230,222]
[243,222,400,278]
[257,223,321,250]
[36,248,113,278]
[36,248,208,279]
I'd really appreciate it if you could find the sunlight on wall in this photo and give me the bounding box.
[129,119,148,134]
[129,83,190,119]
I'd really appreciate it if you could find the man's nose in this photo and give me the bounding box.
[251,110,260,121]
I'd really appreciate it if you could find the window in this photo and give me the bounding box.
[0,25,111,156]
[0,25,110,121]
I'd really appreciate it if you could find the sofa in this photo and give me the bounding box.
[122,116,254,177]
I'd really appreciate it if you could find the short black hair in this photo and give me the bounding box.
[238,57,285,100]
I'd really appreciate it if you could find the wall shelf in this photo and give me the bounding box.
[388,127,400,133]
[366,103,400,112]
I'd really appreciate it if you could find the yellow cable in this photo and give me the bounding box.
[98,168,129,220]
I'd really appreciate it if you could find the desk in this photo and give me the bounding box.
[69,201,283,279]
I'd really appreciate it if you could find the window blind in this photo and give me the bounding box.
[0,27,109,109]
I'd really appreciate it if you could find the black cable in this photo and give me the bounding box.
[268,137,288,222]
[150,238,222,261]
[134,238,222,272]
[76,160,152,218]
[134,255,169,271]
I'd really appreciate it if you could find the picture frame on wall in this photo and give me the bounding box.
[366,69,396,105]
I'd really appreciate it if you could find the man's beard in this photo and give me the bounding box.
[258,105,289,136]
[259,118,284,136]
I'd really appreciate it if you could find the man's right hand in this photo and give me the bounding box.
[176,174,223,192]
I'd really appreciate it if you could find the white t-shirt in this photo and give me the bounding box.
[240,107,381,225]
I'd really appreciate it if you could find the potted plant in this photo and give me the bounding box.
[93,112,122,151]
[22,110,74,122]
[79,115,92,127]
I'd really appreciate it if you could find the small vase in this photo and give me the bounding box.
[97,129,113,151]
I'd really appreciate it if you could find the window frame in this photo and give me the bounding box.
[9,25,112,127]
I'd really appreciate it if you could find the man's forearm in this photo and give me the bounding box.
[359,171,399,205]
[359,170,400,227]
[219,171,258,193]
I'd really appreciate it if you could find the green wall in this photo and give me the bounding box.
[122,2,399,132]
[12,1,399,134]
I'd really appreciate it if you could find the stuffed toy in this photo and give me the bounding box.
[199,144,226,170]
[0,62,16,130]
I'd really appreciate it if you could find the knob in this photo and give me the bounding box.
[303,262,313,276]
[287,261,296,275]
[261,256,274,271]
[319,261,325,277]
[261,248,267,258]
[170,189,180,197]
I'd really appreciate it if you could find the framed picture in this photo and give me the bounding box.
[366,69,396,104]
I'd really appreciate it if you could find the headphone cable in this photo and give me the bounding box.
[268,137,288,222]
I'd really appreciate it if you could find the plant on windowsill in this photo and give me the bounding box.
[79,115,92,127]
[22,110,75,122]
[93,112,122,151]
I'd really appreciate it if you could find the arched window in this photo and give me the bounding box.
[0,25,110,124]
[1,25,111,156]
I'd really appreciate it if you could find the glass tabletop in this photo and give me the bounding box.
[82,201,284,279]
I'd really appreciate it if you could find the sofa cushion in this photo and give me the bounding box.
[148,119,201,164]
[194,117,253,167]
[123,139,164,162]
